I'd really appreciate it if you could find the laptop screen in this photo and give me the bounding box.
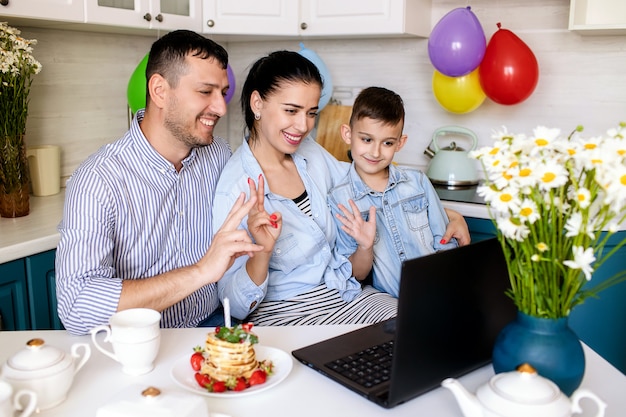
[292,237,516,409]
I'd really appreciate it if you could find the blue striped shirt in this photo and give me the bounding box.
[56,109,232,335]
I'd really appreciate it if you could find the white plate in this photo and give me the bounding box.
[170,345,293,398]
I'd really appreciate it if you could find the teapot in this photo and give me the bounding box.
[424,126,479,189]
[441,363,607,417]
[1,338,91,411]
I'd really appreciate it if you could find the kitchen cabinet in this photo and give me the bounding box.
[466,217,497,243]
[569,231,626,374]
[25,250,63,330]
[569,0,626,35]
[0,259,30,331]
[202,0,299,36]
[84,0,202,32]
[0,249,62,331]
[202,0,431,39]
[0,0,84,23]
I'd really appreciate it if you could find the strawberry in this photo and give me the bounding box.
[241,322,253,332]
[248,369,267,386]
[233,377,247,391]
[190,346,204,371]
[211,381,226,393]
[194,372,211,389]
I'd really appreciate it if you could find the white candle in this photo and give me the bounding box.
[223,297,231,328]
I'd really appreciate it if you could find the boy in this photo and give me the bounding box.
[329,86,458,298]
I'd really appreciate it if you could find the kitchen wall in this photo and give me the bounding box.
[13,0,626,181]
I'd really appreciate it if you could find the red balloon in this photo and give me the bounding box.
[479,23,539,105]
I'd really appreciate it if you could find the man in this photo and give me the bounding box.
[56,30,262,335]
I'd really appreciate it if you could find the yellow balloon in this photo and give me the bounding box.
[432,68,486,114]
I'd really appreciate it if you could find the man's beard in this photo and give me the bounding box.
[164,114,213,149]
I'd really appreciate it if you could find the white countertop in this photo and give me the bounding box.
[1,325,624,417]
[0,190,65,264]
[0,189,490,265]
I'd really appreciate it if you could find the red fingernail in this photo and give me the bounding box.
[271,221,278,228]
[270,214,277,221]
[247,177,251,184]
[440,239,447,244]
[259,174,263,180]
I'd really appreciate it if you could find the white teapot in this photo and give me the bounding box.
[1,338,90,411]
[441,363,607,417]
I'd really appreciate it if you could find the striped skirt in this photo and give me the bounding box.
[246,284,397,326]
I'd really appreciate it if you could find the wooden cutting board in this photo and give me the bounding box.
[316,104,353,162]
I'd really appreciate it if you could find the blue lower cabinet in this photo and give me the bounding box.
[569,231,626,374]
[0,249,62,331]
[466,217,497,243]
[0,259,30,330]
[26,249,63,330]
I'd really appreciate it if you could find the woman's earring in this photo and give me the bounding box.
[254,113,261,121]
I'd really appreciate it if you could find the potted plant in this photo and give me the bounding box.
[470,123,626,395]
[0,21,42,217]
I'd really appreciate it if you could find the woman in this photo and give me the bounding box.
[212,50,468,325]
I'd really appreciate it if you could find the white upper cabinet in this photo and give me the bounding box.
[84,0,202,32]
[569,0,626,35]
[300,0,430,37]
[202,0,431,39]
[0,0,84,23]
[202,0,299,36]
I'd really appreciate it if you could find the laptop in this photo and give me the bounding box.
[291,237,517,409]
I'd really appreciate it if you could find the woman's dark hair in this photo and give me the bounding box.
[241,50,323,138]
[145,30,228,98]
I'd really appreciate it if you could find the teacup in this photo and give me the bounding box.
[90,308,161,376]
[0,380,37,417]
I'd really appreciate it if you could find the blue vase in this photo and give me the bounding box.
[492,311,585,396]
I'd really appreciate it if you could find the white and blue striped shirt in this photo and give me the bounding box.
[55,109,232,335]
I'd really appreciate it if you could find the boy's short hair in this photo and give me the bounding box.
[349,87,405,128]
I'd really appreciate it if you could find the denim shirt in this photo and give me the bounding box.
[328,163,458,298]
[212,136,361,320]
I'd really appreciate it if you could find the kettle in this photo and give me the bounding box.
[441,363,607,417]
[424,126,479,188]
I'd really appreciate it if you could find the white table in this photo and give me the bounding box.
[1,325,624,417]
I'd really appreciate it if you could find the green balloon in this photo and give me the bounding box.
[127,53,149,114]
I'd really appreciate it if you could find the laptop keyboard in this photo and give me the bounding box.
[324,341,394,388]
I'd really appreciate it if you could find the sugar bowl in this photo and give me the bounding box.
[1,338,91,411]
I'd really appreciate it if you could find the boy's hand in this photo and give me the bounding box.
[336,200,376,250]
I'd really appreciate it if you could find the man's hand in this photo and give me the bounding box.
[198,192,264,282]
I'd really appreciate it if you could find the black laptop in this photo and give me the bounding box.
[291,237,516,409]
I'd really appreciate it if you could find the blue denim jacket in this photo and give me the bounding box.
[212,137,362,320]
[328,163,458,298]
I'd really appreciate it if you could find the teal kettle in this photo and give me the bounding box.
[424,126,479,189]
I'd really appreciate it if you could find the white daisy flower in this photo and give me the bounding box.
[563,246,596,281]
[496,216,530,242]
[573,187,591,209]
[490,186,522,215]
[519,199,540,224]
[535,161,569,191]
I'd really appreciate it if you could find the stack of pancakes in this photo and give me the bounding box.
[201,333,258,381]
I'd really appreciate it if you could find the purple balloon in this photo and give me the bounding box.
[428,7,486,77]
[225,64,236,104]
